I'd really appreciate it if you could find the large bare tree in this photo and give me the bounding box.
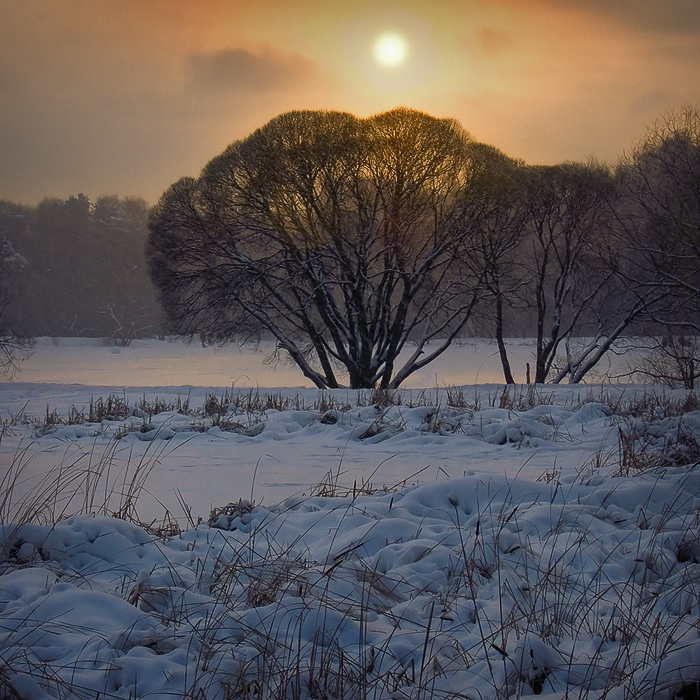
[616,106,700,329]
[515,162,619,383]
[456,146,529,383]
[148,109,492,389]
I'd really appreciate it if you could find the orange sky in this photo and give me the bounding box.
[2,0,699,205]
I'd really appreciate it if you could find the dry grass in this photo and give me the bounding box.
[1,386,700,698]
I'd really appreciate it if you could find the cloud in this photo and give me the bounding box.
[187,47,317,93]
[553,0,700,34]
[0,9,328,205]
[476,28,516,56]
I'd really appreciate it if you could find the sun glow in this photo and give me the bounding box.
[373,32,409,68]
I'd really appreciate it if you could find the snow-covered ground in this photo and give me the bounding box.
[0,337,632,517]
[1,338,699,699]
[8,335,550,387]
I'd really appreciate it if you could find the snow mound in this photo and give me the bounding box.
[2,467,700,699]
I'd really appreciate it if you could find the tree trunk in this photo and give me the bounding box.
[495,294,515,384]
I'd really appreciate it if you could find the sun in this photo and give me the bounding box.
[373,32,409,68]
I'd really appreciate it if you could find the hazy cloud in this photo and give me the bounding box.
[187,47,317,93]
[1,0,700,206]
[477,28,516,56]
[555,0,700,33]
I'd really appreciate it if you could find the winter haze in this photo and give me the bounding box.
[2,0,700,205]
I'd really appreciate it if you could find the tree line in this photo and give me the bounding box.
[147,105,700,389]
[0,194,162,366]
[1,106,698,386]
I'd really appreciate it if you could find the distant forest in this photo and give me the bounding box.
[0,194,163,344]
[0,175,688,353]
[0,191,527,344]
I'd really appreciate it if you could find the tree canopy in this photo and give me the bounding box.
[148,108,499,389]
[616,105,700,326]
[147,104,700,387]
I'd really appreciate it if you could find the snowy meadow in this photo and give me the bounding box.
[1,338,700,699]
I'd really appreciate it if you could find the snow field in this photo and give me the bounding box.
[1,340,700,698]
[2,464,700,699]
[0,382,636,520]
